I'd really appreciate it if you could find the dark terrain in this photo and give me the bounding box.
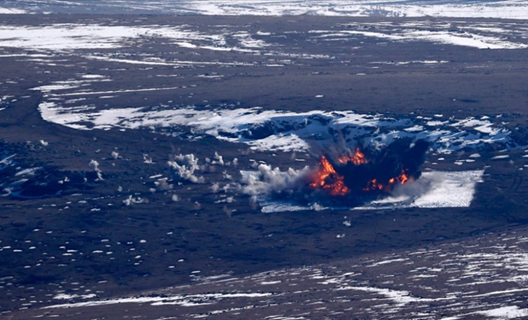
[1,14,528,319]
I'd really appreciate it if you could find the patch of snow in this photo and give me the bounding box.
[0,7,26,14]
[34,103,515,154]
[311,27,528,50]
[44,292,274,309]
[53,293,96,300]
[491,155,510,160]
[0,23,273,54]
[15,167,41,176]
[404,125,424,132]
[367,258,409,267]
[178,1,528,19]
[411,170,483,208]
[336,286,425,306]
[474,306,528,319]
[81,74,106,79]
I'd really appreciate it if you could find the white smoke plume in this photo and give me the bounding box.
[223,206,234,217]
[222,182,238,193]
[223,170,233,181]
[123,195,143,206]
[155,177,173,191]
[143,154,154,164]
[168,153,205,184]
[211,182,220,193]
[239,164,311,196]
[89,159,103,181]
[213,151,224,166]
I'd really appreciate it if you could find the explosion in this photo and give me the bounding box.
[239,138,430,208]
[309,139,429,199]
[309,155,349,196]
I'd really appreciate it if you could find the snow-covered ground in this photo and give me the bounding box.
[0,20,523,156]
[181,0,528,19]
[31,74,510,212]
[36,227,528,319]
[2,3,528,319]
[34,92,514,154]
[0,21,527,53]
[0,24,258,52]
[23,66,520,212]
[1,0,528,19]
[310,25,528,50]
[1,18,525,214]
[0,7,25,14]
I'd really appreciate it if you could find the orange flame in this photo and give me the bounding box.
[309,155,349,196]
[310,148,413,196]
[399,173,409,184]
[337,148,368,166]
[363,171,411,192]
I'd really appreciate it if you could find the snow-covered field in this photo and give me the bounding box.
[34,98,515,153]
[1,20,521,155]
[30,73,519,212]
[0,24,269,53]
[1,0,528,19]
[0,7,25,14]
[0,20,527,54]
[0,18,522,212]
[2,8,528,319]
[31,226,528,319]
[182,0,528,19]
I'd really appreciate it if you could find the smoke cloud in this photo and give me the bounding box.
[238,138,431,207]
[335,139,429,195]
[89,159,103,181]
[168,153,205,184]
[239,163,311,197]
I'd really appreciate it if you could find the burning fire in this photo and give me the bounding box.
[363,172,410,192]
[310,148,412,196]
[337,148,368,165]
[309,155,349,196]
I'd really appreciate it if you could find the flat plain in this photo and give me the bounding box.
[1,13,528,319]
